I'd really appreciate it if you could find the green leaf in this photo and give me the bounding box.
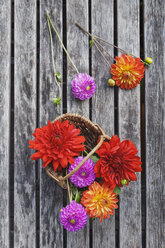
[89,39,94,48]
[53,97,61,105]
[114,185,121,195]
[90,154,99,164]
[69,181,78,198]
[75,191,81,203]
[56,72,62,82]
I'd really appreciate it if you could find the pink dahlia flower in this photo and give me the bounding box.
[71,73,96,100]
[68,156,96,188]
[60,200,88,232]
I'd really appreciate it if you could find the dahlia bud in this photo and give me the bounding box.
[145,57,152,64]
[108,79,115,87]
[121,179,128,185]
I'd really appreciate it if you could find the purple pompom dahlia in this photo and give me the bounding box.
[68,156,96,188]
[60,200,88,232]
[71,73,96,100]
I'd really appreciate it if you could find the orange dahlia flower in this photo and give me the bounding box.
[111,54,145,89]
[29,120,85,171]
[81,181,118,222]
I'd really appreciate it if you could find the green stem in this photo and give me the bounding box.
[66,173,72,203]
[47,17,62,100]
[47,13,79,74]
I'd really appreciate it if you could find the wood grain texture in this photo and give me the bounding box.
[144,1,165,247]
[39,1,63,247]
[67,0,89,247]
[67,0,89,117]
[0,1,11,247]
[14,0,37,247]
[117,1,142,247]
[91,0,116,247]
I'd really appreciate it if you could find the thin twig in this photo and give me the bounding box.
[47,13,79,74]
[95,35,132,56]
[75,22,94,39]
[75,22,137,58]
[93,40,111,67]
[94,38,116,62]
[47,17,62,99]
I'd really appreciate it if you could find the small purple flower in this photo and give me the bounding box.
[60,200,88,232]
[71,73,96,100]
[68,156,96,188]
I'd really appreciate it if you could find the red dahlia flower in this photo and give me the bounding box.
[29,120,85,171]
[95,135,142,189]
[111,54,145,89]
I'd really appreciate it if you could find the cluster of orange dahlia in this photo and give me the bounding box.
[81,182,118,222]
[110,54,145,89]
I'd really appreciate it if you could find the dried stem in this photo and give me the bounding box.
[94,39,116,62]
[93,40,111,67]
[95,36,131,56]
[47,17,62,100]
[75,22,137,58]
[75,22,94,39]
[47,13,79,74]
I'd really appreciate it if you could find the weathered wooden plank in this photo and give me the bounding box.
[39,1,63,247]
[14,0,37,247]
[144,1,165,247]
[91,0,116,247]
[0,1,11,247]
[117,1,142,247]
[67,0,89,247]
[67,0,89,117]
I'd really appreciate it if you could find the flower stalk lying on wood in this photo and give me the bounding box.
[76,22,152,90]
[47,15,62,105]
[29,118,142,232]
[47,13,96,101]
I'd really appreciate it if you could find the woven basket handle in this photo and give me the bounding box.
[58,134,109,182]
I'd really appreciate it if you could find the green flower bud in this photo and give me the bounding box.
[108,79,115,87]
[121,179,128,185]
[145,57,152,64]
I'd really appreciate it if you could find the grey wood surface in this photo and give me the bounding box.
[0,0,11,247]
[67,0,90,247]
[91,0,116,247]
[117,1,142,248]
[144,1,165,248]
[0,1,165,248]
[14,0,37,247]
[39,1,63,247]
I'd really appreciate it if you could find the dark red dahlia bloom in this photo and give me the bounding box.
[95,135,142,189]
[29,120,86,171]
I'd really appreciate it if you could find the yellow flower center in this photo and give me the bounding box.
[94,194,108,206]
[70,219,76,224]
[81,172,86,176]
[86,86,90,90]
[123,71,131,79]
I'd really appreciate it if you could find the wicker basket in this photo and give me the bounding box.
[45,113,111,189]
